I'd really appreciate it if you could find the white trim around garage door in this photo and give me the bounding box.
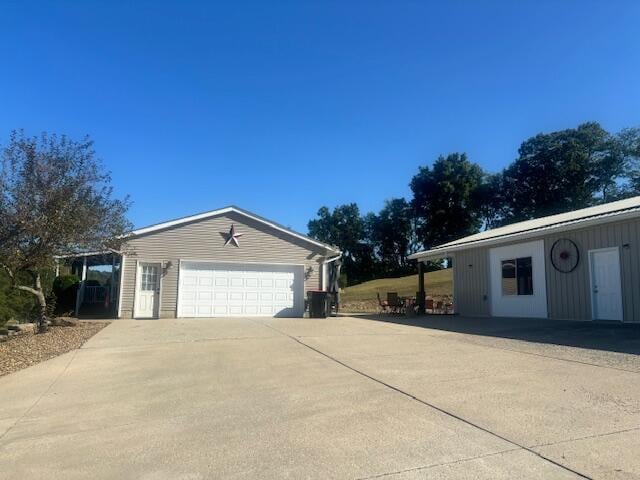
[176,259,306,318]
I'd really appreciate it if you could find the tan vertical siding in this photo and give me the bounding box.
[453,217,640,321]
[545,217,640,322]
[454,248,490,316]
[120,212,330,318]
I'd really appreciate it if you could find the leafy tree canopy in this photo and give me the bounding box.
[410,153,485,248]
[366,198,416,276]
[500,122,638,223]
[0,131,131,326]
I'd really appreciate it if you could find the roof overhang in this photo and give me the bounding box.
[54,249,120,259]
[409,206,640,261]
[126,206,341,255]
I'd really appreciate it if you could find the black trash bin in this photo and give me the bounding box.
[307,290,328,318]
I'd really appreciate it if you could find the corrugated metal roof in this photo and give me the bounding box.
[408,195,640,260]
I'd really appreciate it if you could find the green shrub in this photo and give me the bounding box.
[0,271,37,325]
[52,274,80,314]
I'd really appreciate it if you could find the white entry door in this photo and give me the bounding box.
[178,262,304,317]
[589,248,623,321]
[134,262,160,318]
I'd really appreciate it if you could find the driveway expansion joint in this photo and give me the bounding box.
[528,425,640,449]
[355,447,523,480]
[0,349,79,442]
[257,320,594,480]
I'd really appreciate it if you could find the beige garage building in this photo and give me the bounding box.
[409,196,640,322]
[67,206,340,319]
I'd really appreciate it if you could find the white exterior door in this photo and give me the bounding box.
[134,263,160,318]
[489,240,548,318]
[589,248,623,321]
[177,262,304,317]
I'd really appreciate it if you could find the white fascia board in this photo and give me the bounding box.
[409,208,640,260]
[54,250,114,259]
[127,206,340,254]
[129,207,235,236]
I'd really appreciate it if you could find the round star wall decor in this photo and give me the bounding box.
[222,224,243,247]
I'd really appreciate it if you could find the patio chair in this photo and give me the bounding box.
[405,296,417,316]
[387,292,400,314]
[435,301,444,314]
[425,299,434,313]
[376,292,390,314]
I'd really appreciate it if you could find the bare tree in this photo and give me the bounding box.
[0,131,131,330]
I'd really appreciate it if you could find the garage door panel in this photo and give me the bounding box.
[178,262,304,317]
[213,305,228,315]
[198,290,212,300]
[245,292,258,302]
[274,292,288,302]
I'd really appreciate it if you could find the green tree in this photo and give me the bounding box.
[499,122,633,223]
[0,270,38,326]
[471,173,507,229]
[0,131,131,329]
[617,127,640,195]
[366,198,416,275]
[410,153,485,248]
[307,203,375,285]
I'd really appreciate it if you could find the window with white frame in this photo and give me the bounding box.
[501,257,533,296]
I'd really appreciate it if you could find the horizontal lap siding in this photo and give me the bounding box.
[454,249,490,316]
[120,212,327,318]
[545,218,640,322]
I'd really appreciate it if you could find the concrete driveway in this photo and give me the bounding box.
[0,315,639,480]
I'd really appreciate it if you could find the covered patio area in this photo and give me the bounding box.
[414,255,455,315]
[55,252,122,318]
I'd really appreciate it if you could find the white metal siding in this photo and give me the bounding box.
[453,218,640,322]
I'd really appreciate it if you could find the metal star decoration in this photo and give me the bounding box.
[222,224,243,247]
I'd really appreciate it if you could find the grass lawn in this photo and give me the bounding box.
[340,269,453,312]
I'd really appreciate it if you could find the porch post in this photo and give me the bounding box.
[75,256,88,317]
[417,261,426,314]
[81,256,87,281]
[110,254,116,316]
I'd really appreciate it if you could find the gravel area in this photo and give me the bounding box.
[0,321,110,377]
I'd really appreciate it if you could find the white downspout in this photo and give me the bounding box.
[322,253,343,291]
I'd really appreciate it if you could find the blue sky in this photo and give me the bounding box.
[1,1,639,233]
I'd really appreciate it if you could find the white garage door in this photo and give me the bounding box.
[178,262,304,317]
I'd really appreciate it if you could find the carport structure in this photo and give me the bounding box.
[55,251,122,318]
